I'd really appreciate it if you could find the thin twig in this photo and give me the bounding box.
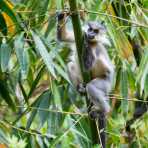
[86,10,148,28]
[0,120,55,139]
[0,104,87,116]
[95,119,103,148]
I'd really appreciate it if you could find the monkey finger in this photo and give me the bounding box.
[77,83,86,94]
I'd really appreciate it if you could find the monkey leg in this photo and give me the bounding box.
[76,83,86,94]
[86,79,109,148]
[86,78,111,115]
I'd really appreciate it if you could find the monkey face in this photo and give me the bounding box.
[85,21,105,42]
[84,21,110,46]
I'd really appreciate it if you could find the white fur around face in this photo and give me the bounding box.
[83,23,111,47]
[96,34,111,47]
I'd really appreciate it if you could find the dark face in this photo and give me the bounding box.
[85,21,106,42]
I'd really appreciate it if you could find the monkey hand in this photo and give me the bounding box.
[77,83,86,95]
[56,10,69,21]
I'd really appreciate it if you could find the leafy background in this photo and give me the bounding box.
[0,0,148,147]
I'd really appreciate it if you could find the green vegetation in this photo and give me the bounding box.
[0,0,148,147]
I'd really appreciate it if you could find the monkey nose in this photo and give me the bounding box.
[88,34,95,39]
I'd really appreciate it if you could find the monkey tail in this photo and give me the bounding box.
[95,112,106,148]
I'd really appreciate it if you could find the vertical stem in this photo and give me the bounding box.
[69,0,102,146]
[68,0,83,76]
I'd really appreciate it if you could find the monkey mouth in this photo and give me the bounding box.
[88,38,97,43]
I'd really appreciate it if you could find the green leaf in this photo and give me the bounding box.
[56,0,62,9]
[14,32,29,78]
[41,37,70,82]
[18,81,28,104]
[0,42,12,72]
[27,65,45,99]
[144,75,148,99]
[52,81,61,107]
[0,129,8,144]
[0,0,19,29]
[137,50,148,95]
[54,63,70,83]
[26,91,50,130]
[126,62,136,91]
[44,15,56,37]
[38,92,51,127]
[120,64,128,115]
[22,48,30,78]
[31,30,56,78]
[0,80,15,111]
[72,117,92,147]
[0,12,7,35]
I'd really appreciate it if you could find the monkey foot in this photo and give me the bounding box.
[89,110,99,119]
[89,110,106,120]
[77,83,86,94]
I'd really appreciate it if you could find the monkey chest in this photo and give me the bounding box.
[91,54,110,78]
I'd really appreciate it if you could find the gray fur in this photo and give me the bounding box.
[57,17,115,115]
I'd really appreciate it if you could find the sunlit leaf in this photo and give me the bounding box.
[0,0,19,33]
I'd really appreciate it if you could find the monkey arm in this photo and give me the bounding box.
[57,12,75,42]
[67,61,82,87]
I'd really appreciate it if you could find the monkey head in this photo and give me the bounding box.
[84,21,111,46]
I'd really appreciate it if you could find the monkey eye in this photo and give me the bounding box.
[88,27,93,32]
[94,29,99,33]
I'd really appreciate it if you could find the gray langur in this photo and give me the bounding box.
[57,12,114,117]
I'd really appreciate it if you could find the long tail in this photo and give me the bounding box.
[95,112,106,148]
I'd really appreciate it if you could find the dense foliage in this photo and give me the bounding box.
[0,0,148,147]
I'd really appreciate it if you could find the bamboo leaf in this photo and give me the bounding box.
[38,92,51,127]
[0,0,19,29]
[0,42,12,72]
[26,91,50,130]
[54,63,70,83]
[52,81,61,107]
[144,76,148,99]
[27,65,45,99]
[44,15,56,37]
[14,32,29,78]
[120,64,128,115]
[0,12,7,35]
[56,0,62,10]
[31,30,56,78]
[137,50,148,95]
[0,80,15,111]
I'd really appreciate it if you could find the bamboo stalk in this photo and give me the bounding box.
[68,0,104,146]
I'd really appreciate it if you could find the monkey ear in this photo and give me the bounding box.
[56,11,65,20]
[56,10,69,21]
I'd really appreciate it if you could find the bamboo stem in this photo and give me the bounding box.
[68,0,103,146]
